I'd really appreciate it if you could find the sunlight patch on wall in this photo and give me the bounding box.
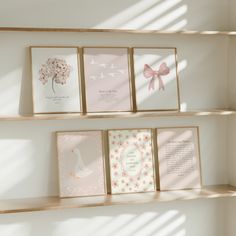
[0,69,22,115]
[143,5,187,30]
[95,0,187,31]
[0,223,31,236]
[119,0,183,29]
[51,210,186,236]
[0,140,34,197]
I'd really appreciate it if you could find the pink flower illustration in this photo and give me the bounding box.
[143,135,150,141]
[112,163,118,169]
[39,58,71,94]
[144,164,149,169]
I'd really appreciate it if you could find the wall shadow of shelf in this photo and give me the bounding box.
[0,109,235,121]
[1,185,235,214]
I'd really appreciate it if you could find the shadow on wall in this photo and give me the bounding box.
[92,0,227,31]
[0,198,226,236]
[0,203,187,236]
[0,0,228,30]
[95,0,188,31]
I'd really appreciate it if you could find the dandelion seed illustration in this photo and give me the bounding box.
[39,58,71,94]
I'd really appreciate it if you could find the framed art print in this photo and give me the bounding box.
[30,46,82,114]
[132,47,180,111]
[156,127,202,191]
[57,130,106,197]
[108,129,156,194]
[82,47,132,113]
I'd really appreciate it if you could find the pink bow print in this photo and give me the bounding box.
[143,63,170,91]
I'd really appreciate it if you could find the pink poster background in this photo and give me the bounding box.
[157,127,201,191]
[83,48,132,112]
[57,131,106,197]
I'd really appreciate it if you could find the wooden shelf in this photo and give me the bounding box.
[0,185,235,214]
[0,27,236,36]
[0,110,234,121]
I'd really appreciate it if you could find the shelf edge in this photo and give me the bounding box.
[0,185,235,214]
[0,27,236,36]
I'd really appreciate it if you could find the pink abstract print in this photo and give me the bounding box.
[39,58,71,93]
[143,63,170,91]
[83,48,131,112]
[109,129,156,194]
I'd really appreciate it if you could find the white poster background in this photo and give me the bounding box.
[31,47,81,113]
[133,48,179,111]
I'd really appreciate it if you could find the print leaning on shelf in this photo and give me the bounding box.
[108,129,156,194]
[30,46,82,114]
[82,47,133,113]
[57,131,106,198]
[156,127,202,191]
[132,47,180,111]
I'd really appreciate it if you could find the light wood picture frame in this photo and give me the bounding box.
[156,126,202,191]
[107,128,156,194]
[132,47,180,112]
[30,46,82,114]
[82,47,133,113]
[56,130,107,198]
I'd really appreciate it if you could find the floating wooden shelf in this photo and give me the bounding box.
[0,109,234,121]
[0,27,236,36]
[0,185,235,214]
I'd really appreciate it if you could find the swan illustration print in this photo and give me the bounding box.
[72,147,92,178]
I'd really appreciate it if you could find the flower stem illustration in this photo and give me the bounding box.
[52,75,56,94]
[39,58,71,94]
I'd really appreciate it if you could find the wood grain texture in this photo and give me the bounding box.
[0,185,236,214]
[0,110,234,121]
[0,27,236,36]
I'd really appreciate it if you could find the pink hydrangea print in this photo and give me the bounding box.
[39,58,71,94]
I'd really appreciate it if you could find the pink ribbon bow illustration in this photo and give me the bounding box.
[143,63,170,91]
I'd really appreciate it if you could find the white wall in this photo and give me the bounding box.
[0,1,234,236]
[0,0,229,30]
[229,0,236,30]
[0,32,229,115]
[0,199,227,236]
